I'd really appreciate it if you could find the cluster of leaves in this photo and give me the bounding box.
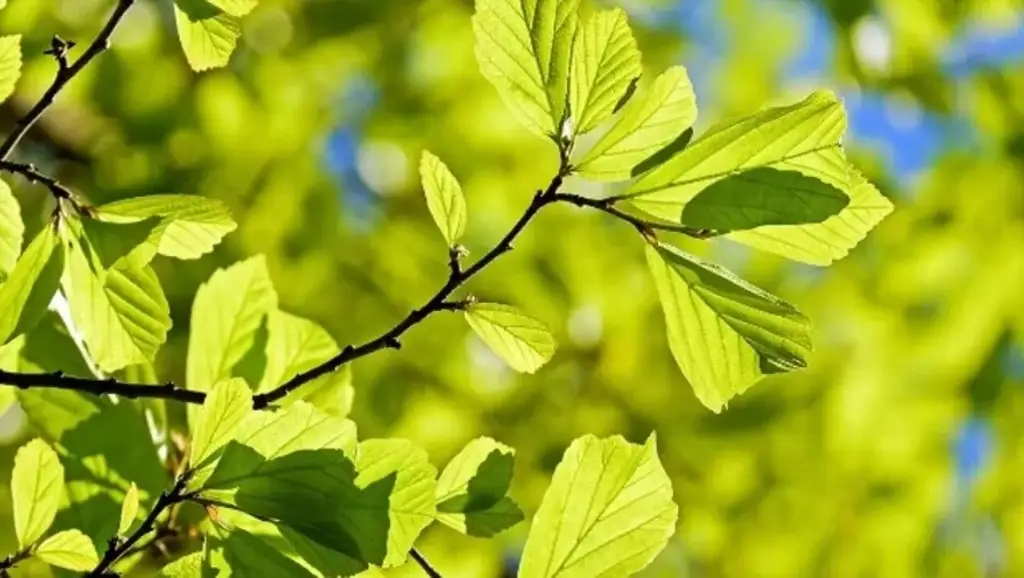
[0,0,894,575]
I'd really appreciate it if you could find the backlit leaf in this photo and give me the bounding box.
[575,66,697,181]
[208,0,257,17]
[158,552,205,576]
[645,241,812,412]
[569,8,641,135]
[472,0,580,136]
[118,482,139,536]
[519,434,677,577]
[174,0,241,72]
[0,179,22,281]
[189,378,253,480]
[96,194,237,260]
[0,226,64,346]
[12,439,64,548]
[0,34,21,103]
[464,303,557,374]
[436,437,523,537]
[34,529,100,571]
[420,151,467,247]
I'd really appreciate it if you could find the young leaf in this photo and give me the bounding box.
[96,194,237,260]
[0,226,64,346]
[0,179,22,281]
[472,0,580,137]
[187,255,277,397]
[118,482,139,536]
[645,241,812,412]
[61,224,172,372]
[0,34,21,104]
[569,8,641,136]
[189,378,253,477]
[575,66,697,181]
[12,439,64,548]
[419,151,467,247]
[174,0,241,72]
[158,552,205,576]
[465,303,557,374]
[626,90,847,221]
[519,434,677,577]
[34,529,100,571]
[726,168,894,265]
[435,437,523,537]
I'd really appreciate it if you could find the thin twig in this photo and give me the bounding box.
[553,192,717,239]
[0,0,137,161]
[0,549,30,576]
[0,160,75,200]
[410,548,443,578]
[87,475,190,577]
[0,370,205,404]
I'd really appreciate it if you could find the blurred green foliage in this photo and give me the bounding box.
[0,0,1022,576]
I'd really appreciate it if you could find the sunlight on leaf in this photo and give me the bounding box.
[464,303,557,374]
[189,377,253,481]
[569,8,641,136]
[34,529,100,571]
[0,34,21,104]
[118,482,139,536]
[420,150,467,247]
[435,437,523,537]
[0,179,22,282]
[96,194,237,260]
[0,227,64,346]
[12,439,63,549]
[174,0,241,71]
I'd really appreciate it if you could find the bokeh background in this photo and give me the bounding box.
[2,0,1024,576]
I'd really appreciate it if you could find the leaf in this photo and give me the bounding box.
[472,0,580,137]
[189,378,252,481]
[435,437,523,537]
[187,255,277,398]
[644,241,812,412]
[575,66,697,181]
[158,552,206,576]
[519,434,677,578]
[12,439,64,548]
[174,0,241,72]
[568,8,641,135]
[464,303,557,374]
[0,34,21,104]
[419,151,467,247]
[209,528,317,577]
[0,179,22,282]
[60,223,172,372]
[96,194,237,260]
[627,90,847,222]
[725,168,894,265]
[0,226,63,346]
[79,216,164,269]
[679,167,850,231]
[118,482,139,536]
[207,0,257,17]
[34,529,100,571]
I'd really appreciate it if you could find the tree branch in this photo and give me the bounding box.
[0,370,205,404]
[0,0,136,162]
[553,192,717,240]
[87,474,190,577]
[0,160,75,201]
[410,548,443,578]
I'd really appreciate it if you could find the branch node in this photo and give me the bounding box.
[383,337,402,350]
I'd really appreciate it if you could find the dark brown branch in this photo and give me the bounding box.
[0,160,75,201]
[87,474,189,577]
[410,548,443,578]
[553,192,717,239]
[0,549,30,576]
[0,370,205,404]
[0,0,136,162]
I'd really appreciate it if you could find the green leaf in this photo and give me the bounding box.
[435,437,523,537]
[207,0,257,17]
[0,179,22,282]
[158,552,206,576]
[645,241,812,412]
[189,378,253,480]
[626,90,847,221]
[209,528,316,577]
[174,0,241,72]
[679,167,850,231]
[575,66,697,181]
[419,151,467,247]
[519,434,677,578]
[96,194,237,260]
[79,216,164,269]
[12,438,64,548]
[0,35,21,104]
[118,482,139,536]
[464,303,557,374]
[60,223,172,373]
[34,529,100,571]
[0,226,63,346]
[568,8,641,136]
[256,310,351,415]
[187,255,277,397]
[472,0,580,137]
[725,168,894,265]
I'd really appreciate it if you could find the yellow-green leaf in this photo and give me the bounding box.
[726,167,894,265]
[627,90,847,220]
[569,8,641,135]
[645,241,812,412]
[118,482,139,536]
[419,151,467,247]
[189,378,252,479]
[207,0,257,17]
[0,34,21,104]
[174,0,241,72]
[464,303,557,374]
[0,227,64,346]
[435,437,523,537]
[0,179,23,282]
[575,66,697,181]
[34,529,100,571]
[12,439,64,548]
[96,194,237,260]
[472,0,580,137]
[519,434,677,577]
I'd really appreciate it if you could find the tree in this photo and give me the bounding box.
[0,0,892,575]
